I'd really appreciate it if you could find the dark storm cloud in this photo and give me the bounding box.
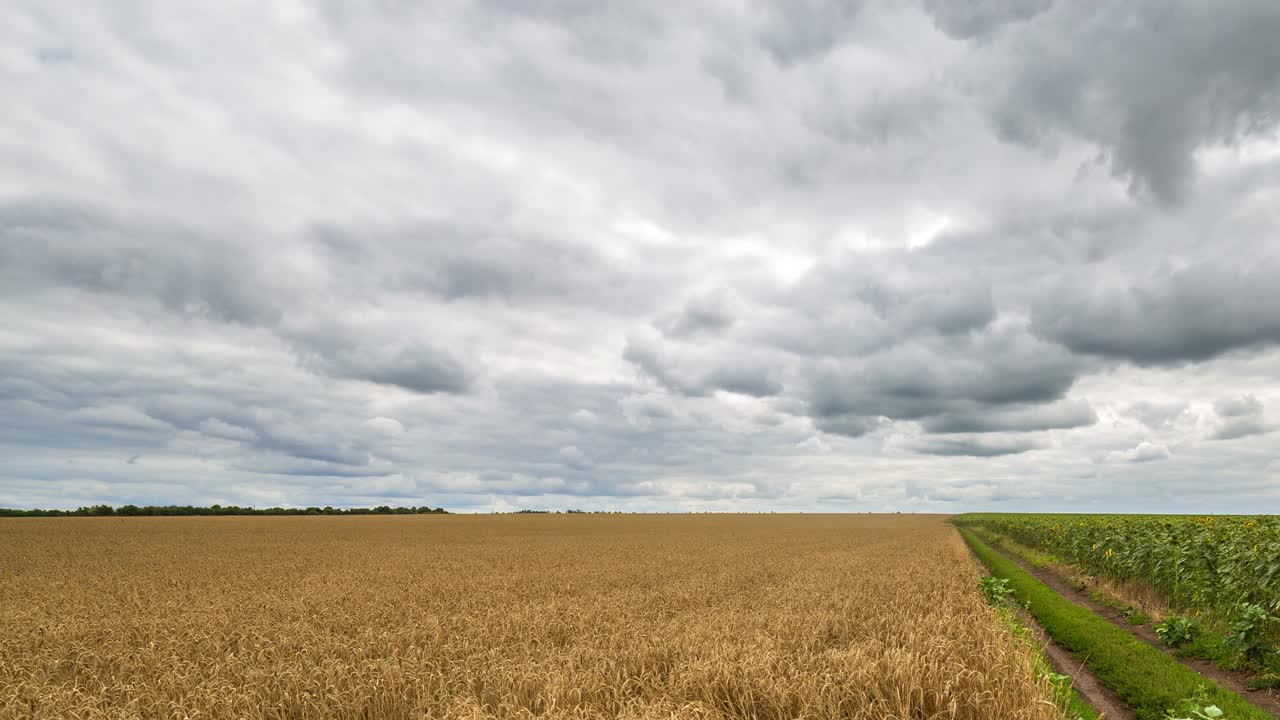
[1032,261,1280,364]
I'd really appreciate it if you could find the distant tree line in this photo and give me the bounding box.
[510,509,617,514]
[0,504,448,517]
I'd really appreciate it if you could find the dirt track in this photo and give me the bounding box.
[986,539,1280,719]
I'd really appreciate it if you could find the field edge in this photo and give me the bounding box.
[958,527,1276,720]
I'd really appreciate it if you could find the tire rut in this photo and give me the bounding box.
[1015,604,1136,720]
[986,538,1280,719]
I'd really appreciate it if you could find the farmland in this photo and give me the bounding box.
[0,514,1069,720]
[955,514,1280,717]
[953,514,1280,614]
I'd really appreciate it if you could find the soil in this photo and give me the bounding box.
[1016,605,1136,720]
[971,550,1135,719]
[988,540,1280,719]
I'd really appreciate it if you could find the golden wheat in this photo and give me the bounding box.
[1,514,1069,719]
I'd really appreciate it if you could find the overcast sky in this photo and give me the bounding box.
[3,0,1280,513]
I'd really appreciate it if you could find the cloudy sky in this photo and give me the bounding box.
[4,0,1280,513]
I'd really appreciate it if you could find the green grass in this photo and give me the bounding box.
[1060,678,1104,720]
[959,528,1273,720]
[971,525,1275,680]
[1180,630,1239,666]
[986,597,1102,720]
[975,526,1064,569]
[977,526,1155,628]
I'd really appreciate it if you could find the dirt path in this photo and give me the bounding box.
[987,540,1280,719]
[1016,606,1136,720]
[968,541,1135,719]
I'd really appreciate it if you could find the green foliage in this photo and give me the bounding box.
[978,576,1015,606]
[1124,607,1153,625]
[1155,616,1203,648]
[1165,686,1226,719]
[953,514,1280,615]
[1040,668,1101,720]
[959,529,1271,720]
[1224,603,1278,664]
[986,582,1100,720]
[1247,670,1280,690]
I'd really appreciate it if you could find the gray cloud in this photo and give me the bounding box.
[1032,261,1280,364]
[314,222,651,307]
[1211,395,1272,440]
[295,335,473,395]
[806,325,1086,431]
[658,291,735,338]
[760,0,866,64]
[922,399,1096,434]
[2,0,1279,512]
[623,333,783,398]
[230,457,394,478]
[0,201,477,397]
[1216,394,1264,418]
[814,415,887,439]
[806,85,953,147]
[922,0,1054,39]
[760,252,997,357]
[1122,401,1190,430]
[904,434,1044,457]
[974,1,1280,205]
[0,201,285,325]
[1107,441,1172,463]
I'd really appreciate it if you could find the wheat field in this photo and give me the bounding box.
[1,514,1069,719]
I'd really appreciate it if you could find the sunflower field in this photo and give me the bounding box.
[954,514,1280,613]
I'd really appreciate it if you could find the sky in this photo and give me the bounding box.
[3,0,1280,514]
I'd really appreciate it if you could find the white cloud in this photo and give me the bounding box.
[795,436,832,454]
[364,417,405,435]
[2,0,1279,512]
[1107,442,1172,464]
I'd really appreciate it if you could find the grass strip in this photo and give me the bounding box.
[987,592,1102,720]
[1062,680,1105,720]
[1018,617,1100,717]
[970,526,1267,680]
[960,528,1272,720]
